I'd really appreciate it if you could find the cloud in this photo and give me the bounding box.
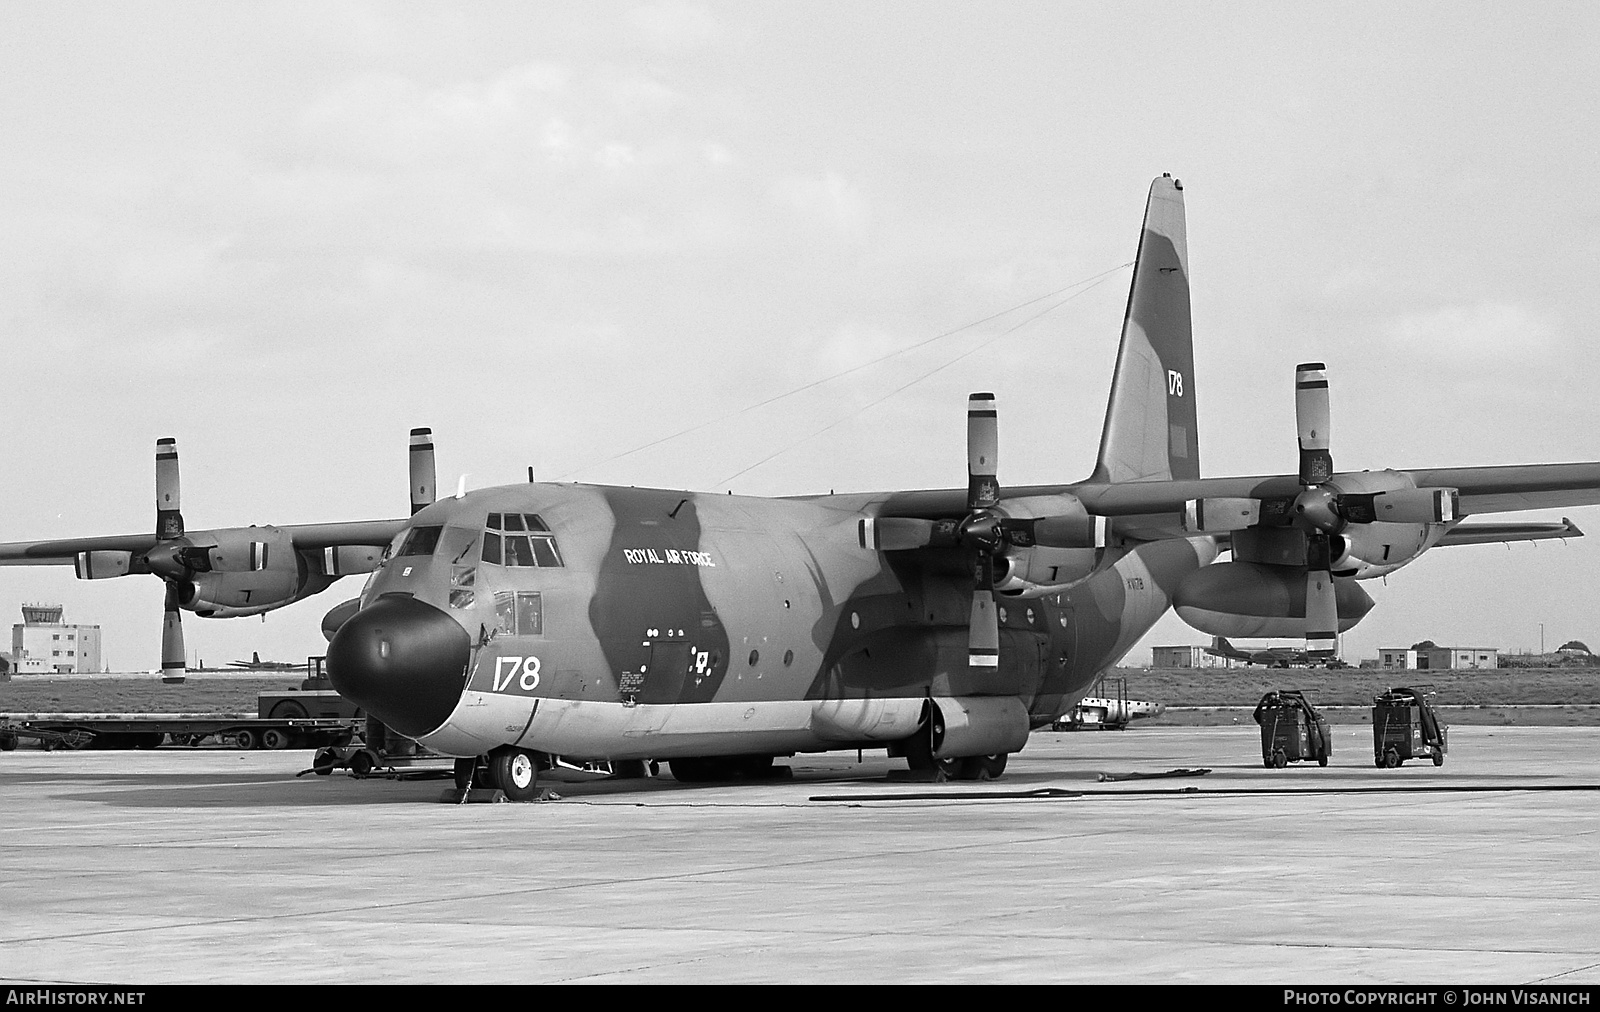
[1382,301,1559,364]
[628,1,722,50]
[770,171,869,237]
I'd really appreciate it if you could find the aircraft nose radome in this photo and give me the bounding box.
[326,594,472,739]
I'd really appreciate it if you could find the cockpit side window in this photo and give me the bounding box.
[438,526,480,564]
[493,591,543,636]
[395,526,443,557]
[481,513,563,568]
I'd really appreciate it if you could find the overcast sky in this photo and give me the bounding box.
[3,1,1599,671]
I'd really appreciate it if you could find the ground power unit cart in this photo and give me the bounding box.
[1372,686,1448,767]
[1252,689,1333,768]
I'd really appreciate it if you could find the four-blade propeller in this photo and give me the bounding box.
[858,394,1108,674]
[1185,363,1459,657]
[154,438,188,682]
[77,430,437,681]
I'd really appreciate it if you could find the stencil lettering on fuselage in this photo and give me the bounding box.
[589,489,731,705]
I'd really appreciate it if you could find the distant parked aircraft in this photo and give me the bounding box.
[227,652,300,671]
[1204,636,1345,668]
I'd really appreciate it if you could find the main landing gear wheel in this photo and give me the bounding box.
[453,757,476,791]
[941,753,1009,781]
[491,747,541,802]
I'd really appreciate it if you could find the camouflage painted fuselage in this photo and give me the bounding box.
[347,482,1215,761]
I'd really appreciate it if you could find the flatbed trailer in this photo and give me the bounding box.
[0,656,365,752]
[0,712,360,751]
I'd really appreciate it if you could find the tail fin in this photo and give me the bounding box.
[1089,174,1199,483]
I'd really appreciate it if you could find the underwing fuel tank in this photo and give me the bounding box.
[1171,561,1374,638]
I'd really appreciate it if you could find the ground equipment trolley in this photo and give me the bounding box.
[1372,686,1447,767]
[1252,689,1333,768]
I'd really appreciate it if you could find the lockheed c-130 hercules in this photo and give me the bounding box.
[3,175,1597,800]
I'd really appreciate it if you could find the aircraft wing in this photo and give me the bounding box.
[1063,463,1600,537]
[0,533,159,567]
[859,462,1600,544]
[1072,463,1600,517]
[1436,517,1583,547]
[1402,464,1600,514]
[0,519,407,566]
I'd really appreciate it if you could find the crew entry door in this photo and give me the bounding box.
[642,638,693,704]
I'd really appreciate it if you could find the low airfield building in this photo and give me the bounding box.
[1378,645,1498,670]
[1151,645,1233,668]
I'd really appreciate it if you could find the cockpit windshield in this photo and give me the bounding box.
[481,513,564,568]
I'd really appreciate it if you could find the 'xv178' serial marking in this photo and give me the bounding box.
[492,656,541,692]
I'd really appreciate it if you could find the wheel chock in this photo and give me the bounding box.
[438,787,506,804]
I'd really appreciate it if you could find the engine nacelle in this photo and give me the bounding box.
[184,570,308,618]
[1329,523,1444,579]
[991,494,1110,597]
[74,551,134,580]
[318,545,383,577]
[199,527,296,573]
[1173,561,1374,638]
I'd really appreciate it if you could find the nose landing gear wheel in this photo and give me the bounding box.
[491,748,541,802]
[312,748,338,776]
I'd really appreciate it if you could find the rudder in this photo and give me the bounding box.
[1089,174,1199,483]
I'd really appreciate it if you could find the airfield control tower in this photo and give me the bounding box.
[11,604,102,674]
